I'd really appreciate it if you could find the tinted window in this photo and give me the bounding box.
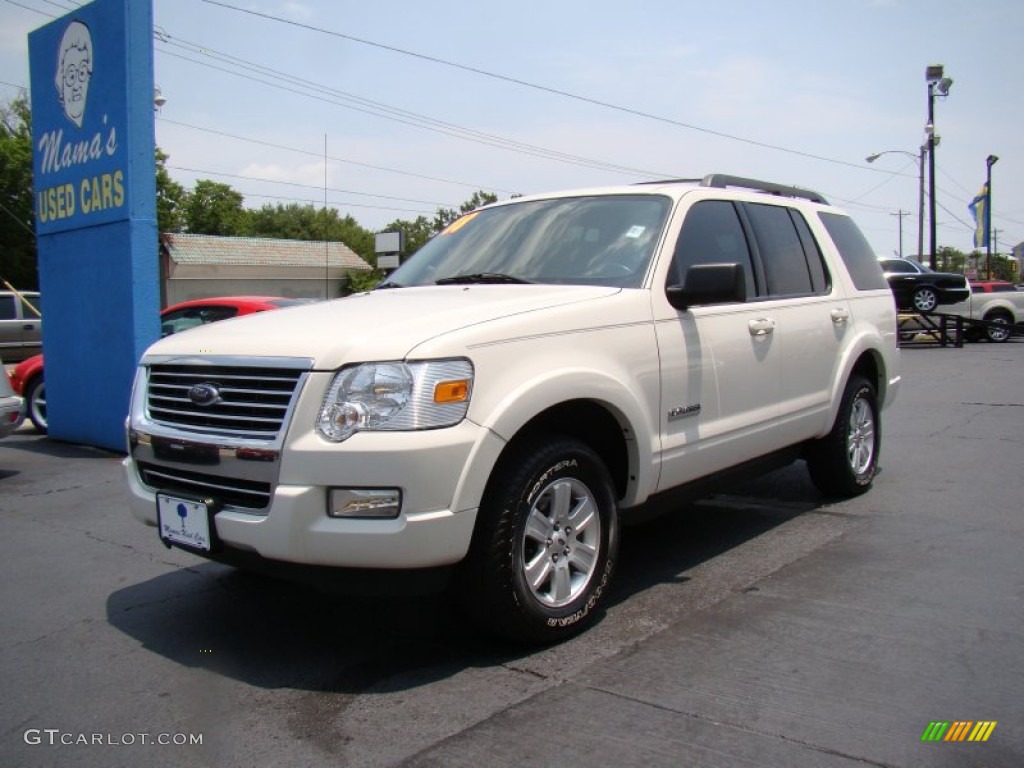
[670,200,755,298]
[745,203,814,296]
[0,296,14,320]
[791,211,830,293]
[819,213,889,290]
[880,259,915,274]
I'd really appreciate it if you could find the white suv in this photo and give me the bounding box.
[125,175,900,643]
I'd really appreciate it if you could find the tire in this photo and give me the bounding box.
[984,312,1012,343]
[912,286,938,313]
[460,435,619,644]
[25,376,47,434]
[807,375,879,497]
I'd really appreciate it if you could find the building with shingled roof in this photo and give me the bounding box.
[160,233,373,305]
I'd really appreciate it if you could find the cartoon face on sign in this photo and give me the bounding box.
[54,20,93,128]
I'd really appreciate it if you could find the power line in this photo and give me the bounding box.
[201,0,876,173]
[154,42,673,179]
[2,0,55,17]
[168,165,459,208]
[157,117,515,194]
[228,190,434,216]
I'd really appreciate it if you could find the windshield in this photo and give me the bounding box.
[384,194,672,289]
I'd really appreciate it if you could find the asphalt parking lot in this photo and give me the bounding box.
[1,339,1022,767]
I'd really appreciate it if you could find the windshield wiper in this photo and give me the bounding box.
[375,280,404,289]
[435,272,533,285]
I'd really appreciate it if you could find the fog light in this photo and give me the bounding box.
[328,488,401,519]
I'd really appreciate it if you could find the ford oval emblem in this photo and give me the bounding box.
[188,382,222,407]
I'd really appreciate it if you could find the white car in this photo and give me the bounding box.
[125,175,900,643]
[0,357,25,439]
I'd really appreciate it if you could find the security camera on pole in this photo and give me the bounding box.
[925,65,953,271]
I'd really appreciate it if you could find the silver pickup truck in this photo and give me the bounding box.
[945,280,1024,342]
[0,291,42,363]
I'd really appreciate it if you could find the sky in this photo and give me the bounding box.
[2,0,1023,262]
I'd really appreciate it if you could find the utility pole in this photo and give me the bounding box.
[994,228,1001,279]
[890,210,909,258]
[984,155,998,279]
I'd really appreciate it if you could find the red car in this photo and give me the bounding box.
[9,296,312,433]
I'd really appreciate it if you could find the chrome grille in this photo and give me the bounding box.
[137,462,271,511]
[146,363,305,439]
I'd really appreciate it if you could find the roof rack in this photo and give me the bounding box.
[700,174,828,204]
[632,178,704,186]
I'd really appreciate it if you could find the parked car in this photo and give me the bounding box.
[1,357,25,439]
[877,258,970,313]
[946,280,1024,343]
[0,290,42,363]
[9,296,309,433]
[125,174,901,644]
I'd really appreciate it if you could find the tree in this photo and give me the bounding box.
[937,246,966,273]
[0,94,37,289]
[433,190,498,232]
[183,179,248,235]
[382,191,500,262]
[155,147,186,233]
[381,215,436,258]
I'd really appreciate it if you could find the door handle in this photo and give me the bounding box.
[830,308,850,324]
[748,318,775,336]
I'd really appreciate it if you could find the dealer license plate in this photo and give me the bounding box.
[157,494,213,551]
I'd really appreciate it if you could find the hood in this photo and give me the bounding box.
[142,284,621,369]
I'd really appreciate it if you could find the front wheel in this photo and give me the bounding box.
[459,435,618,644]
[25,376,47,434]
[807,376,880,497]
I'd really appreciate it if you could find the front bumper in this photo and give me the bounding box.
[126,419,503,569]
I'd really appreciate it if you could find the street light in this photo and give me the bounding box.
[986,154,998,279]
[926,65,953,270]
[866,148,926,261]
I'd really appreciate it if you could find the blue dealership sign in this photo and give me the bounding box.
[31,5,139,232]
[29,0,159,450]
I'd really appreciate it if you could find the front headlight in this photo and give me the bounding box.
[316,359,474,442]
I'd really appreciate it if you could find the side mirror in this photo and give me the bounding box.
[666,263,746,311]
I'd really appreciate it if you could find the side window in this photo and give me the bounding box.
[819,213,889,290]
[744,203,814,297]
[670,200,755,299]
[790,211,830,293]
[0,296,14,320]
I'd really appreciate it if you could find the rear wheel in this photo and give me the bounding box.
[984,312,1012,343]
[807,375,879,497]
[25,376,47,434]
[912,286,938,313]
[460,435,618,644]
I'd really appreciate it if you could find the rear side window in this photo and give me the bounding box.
[0,296,14,320]
[670,200,756,299]
[745,203,827,297]
[819,213,889,290]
